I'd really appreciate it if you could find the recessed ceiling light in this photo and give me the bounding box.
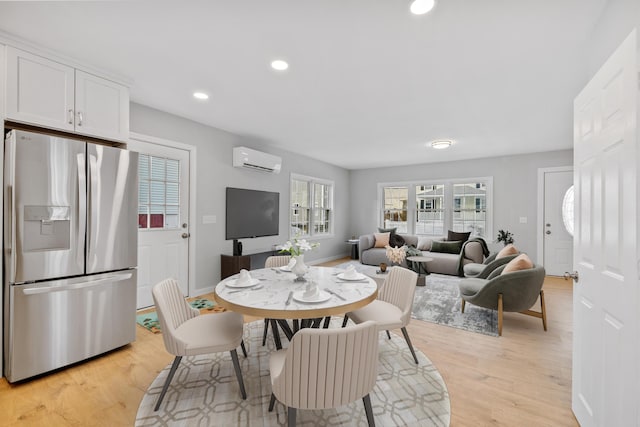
[430,140,453,149]
[271,60,289,71]
[193,92,209,100]
[410,0,436,15]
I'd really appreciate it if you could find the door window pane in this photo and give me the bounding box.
[138,154,181,229]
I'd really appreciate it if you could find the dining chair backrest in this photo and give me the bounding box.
[152,278,199,355]
[265,255,291,268]
[378,266,418,326]
[272,320,379,410]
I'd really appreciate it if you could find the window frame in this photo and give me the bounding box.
[290,173,335,239]
[377,176,493,239]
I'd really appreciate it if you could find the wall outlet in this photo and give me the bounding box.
[202,215,217,224]
[519,217,527,224]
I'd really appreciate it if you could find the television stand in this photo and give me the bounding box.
[220,249,279,280]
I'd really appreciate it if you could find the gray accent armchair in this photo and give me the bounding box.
[463,253,518,278]
[458,264,547,336]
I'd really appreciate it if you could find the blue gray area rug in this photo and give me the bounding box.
[136,320,450,426]
[335,261,498,337]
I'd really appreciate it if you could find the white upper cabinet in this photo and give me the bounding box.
[5,46,129,142]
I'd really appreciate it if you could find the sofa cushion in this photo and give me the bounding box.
[430,240,463,254]
[389,233,405,247]
[447,230,471,243]
[378,227,397,235]
[417,236,432,251]
[502,253,533,274]
[374,232,390,248]
[496,244,518,259]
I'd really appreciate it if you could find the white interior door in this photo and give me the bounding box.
[543,169,573,276]
[129,139,191,309]
[572,29,638,426]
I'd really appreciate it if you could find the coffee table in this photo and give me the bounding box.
[406,256,433,286]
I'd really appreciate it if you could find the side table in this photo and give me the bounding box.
[346,239,359,259]
[406,256,433,286]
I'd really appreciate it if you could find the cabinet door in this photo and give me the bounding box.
[75,70,129,142]
[5,47,75,131]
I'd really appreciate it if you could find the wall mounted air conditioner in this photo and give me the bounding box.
[232,146,282,174]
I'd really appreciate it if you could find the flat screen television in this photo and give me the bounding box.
[225,187,280,242]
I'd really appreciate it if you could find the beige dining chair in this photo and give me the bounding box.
[262,255,291,345]
[343,266,420,364]
[268,320,379,426]
[152,278,247,411]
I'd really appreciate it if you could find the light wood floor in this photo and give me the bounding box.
[0,258,577,426]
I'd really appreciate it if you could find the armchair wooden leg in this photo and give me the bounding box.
[287,407,297,427]
[461,299,466,313]
[363,394,376,427]
[498,293,503,336]
[540,290,548,331]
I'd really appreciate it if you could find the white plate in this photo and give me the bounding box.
[226,278,261,288]
[292,290,332,303]
[279,266,293,272]
[337,272,367,281]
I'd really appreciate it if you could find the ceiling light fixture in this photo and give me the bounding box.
[271,60,289,71]
[193,92,209,100]
[430,140,452,149]
[410,0,436,15]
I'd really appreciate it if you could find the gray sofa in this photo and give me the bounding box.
[358,234,484,276]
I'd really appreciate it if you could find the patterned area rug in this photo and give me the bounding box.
[135,320,450,426]
[335,261,498,337]
[136,299,225,333]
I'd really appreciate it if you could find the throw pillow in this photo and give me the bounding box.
[502,253,534,274]
[374,232,390,248]
[447,230,471,243]
[389,233,405,247]
[496,244,518,259]
[377,227,397,235]
[430,240,463,254]
[417,236,432,251]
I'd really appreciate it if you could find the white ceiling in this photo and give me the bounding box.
[0,1,607,169]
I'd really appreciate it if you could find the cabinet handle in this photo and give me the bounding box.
[68,109,74,125]
[77,111,83,126]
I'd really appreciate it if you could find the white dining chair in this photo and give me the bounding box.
[343,266,420,364]
[152,278,247,411]
[268,320,379,426]
[262,255,291,345]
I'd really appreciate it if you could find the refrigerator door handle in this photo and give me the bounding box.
[6,132,17,283]
[77,153,87,269]
[87,154,98,268]
[21,272,133,295]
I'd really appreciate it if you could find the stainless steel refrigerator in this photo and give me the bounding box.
[3,129,138,382]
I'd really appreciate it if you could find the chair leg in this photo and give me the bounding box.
[287,407,297,427]
[240,339,248,358]
[154,355,182,411]
[540,290,548,331]
[498,293,503,336]
[386,330,391,340]
[342,315,349,328]
[230,349,247,399]
[400,327,419,365]
[461,299,466,313]
[268,393,276,412]
[363,394,376,427]
[262,319,270,346]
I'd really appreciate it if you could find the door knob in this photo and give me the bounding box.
[564,271,579,282]
[181,233,190,239]
[546,230,551,235]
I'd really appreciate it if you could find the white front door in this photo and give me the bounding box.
[543,169,573,276]
[572,30,638,426]
[128,137,191,309]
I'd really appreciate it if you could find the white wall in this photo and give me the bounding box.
[130,103,351,292]
[348,149,573,262]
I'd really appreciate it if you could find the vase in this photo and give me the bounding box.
[291,254,308,282]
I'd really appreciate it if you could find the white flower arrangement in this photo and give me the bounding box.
[278,237,319,257]
[385,245,406,264]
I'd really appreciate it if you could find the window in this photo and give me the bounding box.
[290,174,334,237]
[380,177,492,238]
[138,154,181,229]
[383,186,408,233]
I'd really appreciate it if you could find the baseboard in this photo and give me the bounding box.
[307,253,351,265]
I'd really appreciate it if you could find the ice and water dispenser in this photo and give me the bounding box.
[23,205,71,252]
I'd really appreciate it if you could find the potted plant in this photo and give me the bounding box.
[496,229,514,246]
